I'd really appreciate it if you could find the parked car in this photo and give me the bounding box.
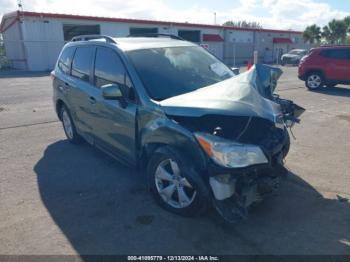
[298,45,350,90]
[281,49,308,66]
[52,34,304,222]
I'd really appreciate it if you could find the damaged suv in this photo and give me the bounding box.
[52,34,304,222]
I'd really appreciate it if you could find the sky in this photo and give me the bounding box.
[1,0,350,31]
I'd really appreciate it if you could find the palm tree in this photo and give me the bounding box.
[303,24,321,44]
[322,19,348,44]
[344,16,350,33]
[322,26,334,44]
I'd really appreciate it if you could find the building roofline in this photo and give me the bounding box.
[0,11,20,33]
[1,10,303,35]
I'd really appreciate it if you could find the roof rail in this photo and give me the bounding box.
[71,35,116,43]
[127,33,185,40]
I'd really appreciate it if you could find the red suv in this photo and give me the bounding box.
[298,45,350,90]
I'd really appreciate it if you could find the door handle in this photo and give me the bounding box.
[89,96,97,104]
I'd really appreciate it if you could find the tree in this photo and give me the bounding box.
[303,24,321,44]
[322,25,334,44]
[223,20,263,29]
[344,16,350,33]
[322,19,347,44]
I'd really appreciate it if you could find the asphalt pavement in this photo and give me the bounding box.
[0,66,349,255]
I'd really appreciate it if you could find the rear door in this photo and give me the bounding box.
[68,46,99,139]
[324,48,350,81]
[92,47,138,164]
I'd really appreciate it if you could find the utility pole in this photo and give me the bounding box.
[17,0,23,12]
[214,12,217,25]
[17,0,28,70]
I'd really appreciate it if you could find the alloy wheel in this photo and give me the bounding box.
[154,159,196,208]
[62,110,74,140]
[307,74,322,89]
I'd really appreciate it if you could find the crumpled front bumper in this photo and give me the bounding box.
[206,128,290,222]
[210,163,288,222]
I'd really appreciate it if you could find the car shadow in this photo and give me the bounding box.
[312,86,350,98]
[34,141,350,255]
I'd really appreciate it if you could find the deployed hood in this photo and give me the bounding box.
[159,64,283,123]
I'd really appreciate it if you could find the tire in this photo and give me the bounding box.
[282,131,290,158]
[147,146,210,217]
[305,72,324,90]
[60,105,82,144]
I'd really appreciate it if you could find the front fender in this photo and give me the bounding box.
[139,111,208,173]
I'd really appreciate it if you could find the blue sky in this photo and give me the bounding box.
[1,0,350,30]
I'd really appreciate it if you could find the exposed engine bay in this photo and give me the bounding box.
[161,64,305,222]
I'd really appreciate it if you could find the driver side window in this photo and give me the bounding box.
[94,47,136,102]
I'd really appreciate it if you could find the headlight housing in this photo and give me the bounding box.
[194,132,268,168]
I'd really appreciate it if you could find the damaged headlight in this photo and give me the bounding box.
[275,114,285,129]
[194,132,268,168]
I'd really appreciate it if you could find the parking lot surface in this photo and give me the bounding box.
[0,67,349,255]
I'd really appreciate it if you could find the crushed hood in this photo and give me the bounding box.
[159,64,283,123]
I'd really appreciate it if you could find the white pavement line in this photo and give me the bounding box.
[0,120,59,130]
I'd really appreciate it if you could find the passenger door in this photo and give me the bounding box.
[68,46,99,140]
[92,47,138,164]
[324,49,350,81]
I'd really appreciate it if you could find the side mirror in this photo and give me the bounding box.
[101,83,127,107]
[102,84,123,99]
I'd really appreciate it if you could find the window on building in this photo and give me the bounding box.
[94,47,135,101]
[58,47,75,74]
[178,30,201,43]
[71,47,95,82]
[63,24,100,41]
[129,27,158,36]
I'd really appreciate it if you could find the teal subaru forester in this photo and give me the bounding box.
[52,34,304,222]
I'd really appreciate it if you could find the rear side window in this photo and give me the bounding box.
[71,47,95,82]
[321,49,350,60]
[58,47,75,74]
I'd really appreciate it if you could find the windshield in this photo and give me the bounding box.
[127,46,235,101]
[288,50,306,55]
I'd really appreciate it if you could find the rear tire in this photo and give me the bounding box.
[60,105,82,144]
[305,72,323,90]
[147,146,210,217]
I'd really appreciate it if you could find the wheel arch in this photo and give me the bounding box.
[305,69,325,79]
[55,99,65,120]
[139,124,208,174]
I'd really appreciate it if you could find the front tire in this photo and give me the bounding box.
[305,72,323,90]
[147,146,209,216]
[60,105,82,144]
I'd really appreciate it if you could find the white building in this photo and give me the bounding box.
[0,11,309,71]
